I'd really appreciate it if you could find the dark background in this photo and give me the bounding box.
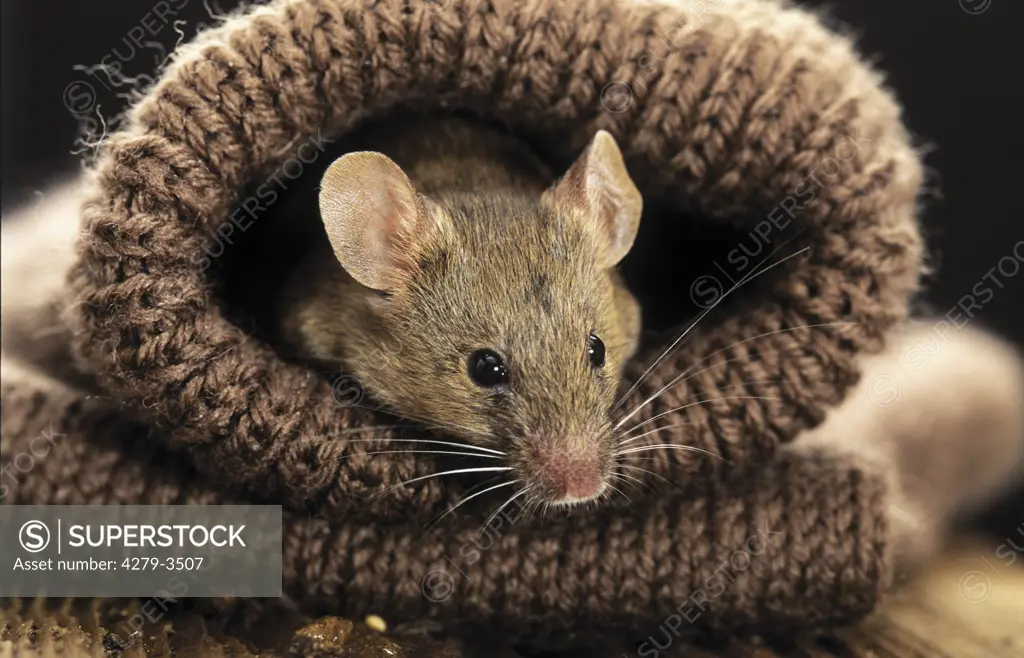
[3,0,1023,531]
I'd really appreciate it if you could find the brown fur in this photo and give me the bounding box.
[0,0,948,641]
[279,117,643,504]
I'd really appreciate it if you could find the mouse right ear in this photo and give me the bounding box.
[545,130,642,269]
[318,151,432,292]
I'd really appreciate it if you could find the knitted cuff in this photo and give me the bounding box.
[282,452,890,649]
[0,357,891,646]
[65,0,923,514]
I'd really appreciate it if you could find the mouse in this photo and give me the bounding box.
[278,115,644,508]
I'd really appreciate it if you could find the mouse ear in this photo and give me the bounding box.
[318,151,431,291]
[545,131,642,268]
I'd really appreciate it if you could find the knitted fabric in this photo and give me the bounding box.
[65,0,923,520]
[0,359,889,647]
[0,0,933,647]
[7,321,1024,649]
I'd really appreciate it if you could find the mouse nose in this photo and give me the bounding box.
[534,448,605,503]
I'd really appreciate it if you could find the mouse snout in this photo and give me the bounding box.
[525,439,607,505]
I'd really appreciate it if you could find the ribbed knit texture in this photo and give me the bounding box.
[1,360,890,647]
[1,0,929,647]
[64,0,923,519]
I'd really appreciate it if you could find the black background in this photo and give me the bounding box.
[3,0,1023,530]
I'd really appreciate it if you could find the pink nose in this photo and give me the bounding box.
[536,451,604,502]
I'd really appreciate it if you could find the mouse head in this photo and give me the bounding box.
[318,131,643,508]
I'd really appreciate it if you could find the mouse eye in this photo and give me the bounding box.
[468,349,509,388]
[588,331,606,368]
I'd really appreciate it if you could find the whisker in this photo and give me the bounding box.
[336,402,494,441]
[618,409,682,437]
[321,449,501,465]
[425,480,520,530]
[392,414,494,440]
[329,400,439,426]
[411,476,501,547]
[613,241,811,411]
[617,396,780,444]
[519,490,543,522]
[335,437,506,455]
[406,418,495,440]
[330,424,412,435]
[616,423,693,447]
[615,444,728,463]
[614,317,850,431]
[615,363,796,435]
[609,471,652,494]
[375,466,513,497]
[618,464,685,495]
[459,475,503,498]
[480,487,529,535]
[604,482,634,506]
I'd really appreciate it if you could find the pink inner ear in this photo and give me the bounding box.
[319,150,426,291]
[548,134,639,267]
[367,205,396,267]
[367,168,420,279]
[586,169,625,245]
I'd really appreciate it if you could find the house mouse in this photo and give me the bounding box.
[278,116,644,508]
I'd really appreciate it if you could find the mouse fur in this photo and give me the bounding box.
[278,116,644,506]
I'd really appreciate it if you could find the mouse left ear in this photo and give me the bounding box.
[318,151,443,292]
[545,130,642,268]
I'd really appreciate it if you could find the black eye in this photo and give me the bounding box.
[588,332,605,368]
[468,349,509,388]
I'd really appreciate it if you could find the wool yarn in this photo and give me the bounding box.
[0,0,939,647]
[0,358,889,646]
[6,318,1023,646]
[63,0,923,519]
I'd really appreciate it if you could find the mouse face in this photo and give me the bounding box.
[315,130,643,508]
